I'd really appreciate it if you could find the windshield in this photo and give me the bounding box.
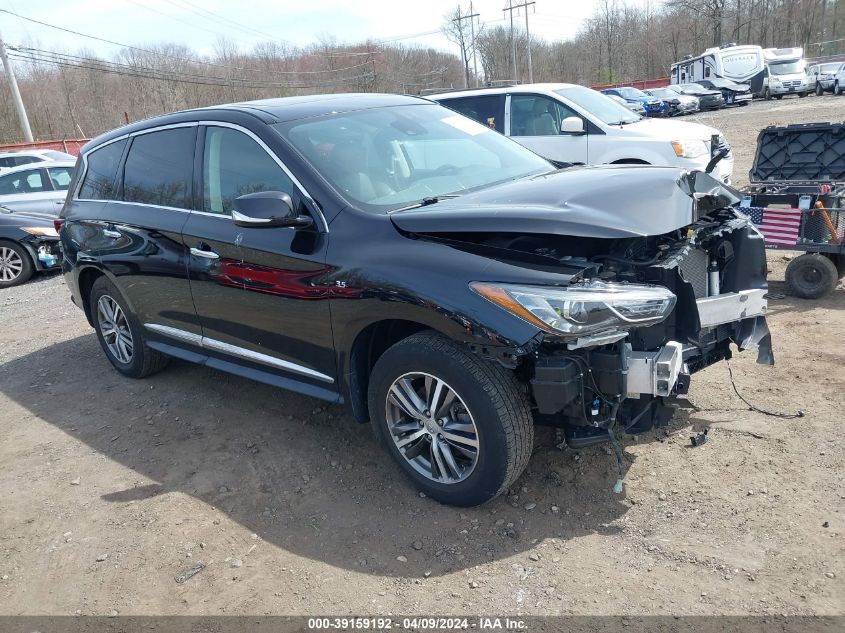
[647,89,673,99]
[555,86,641,125]
[684,83,707,91]
[769,60,805,75]
[274,104,552,212]
[819,63,840,73]
[618,87,646,99]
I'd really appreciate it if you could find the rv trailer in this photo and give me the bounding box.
[671,44,765,94]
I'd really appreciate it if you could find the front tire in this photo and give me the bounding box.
[0,241,34,288]
[90,276,169,378]
[368,331,533,506]
[764,87,772,100]
[836,81,842,95]
[785,253,839,299]
[816,82,823,96]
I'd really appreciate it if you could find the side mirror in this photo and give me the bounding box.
[561,117,585,134]
[232,191,313,229]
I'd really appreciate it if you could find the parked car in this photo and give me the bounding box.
[430,83,733,183]
[600,87,666,116]
[605,93,646,115]
[807,61,843,95]
[666,83,725,109]
[0,160,75,217]
[58,94,770,506]
[643,87,699,116]
[834,64,845,95]
[696,78,753,106]
[0,149,75,170]
[0,205,61,287]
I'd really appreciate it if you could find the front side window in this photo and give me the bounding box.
[274,103,550,212]
[79,139,127,200]
[123,127,195,209]
[555,85,641,125]
[48,166,74,190]
[202,126,293,214]
[0,169,46,195]
[510,94,578,137]
[439,95,505,133]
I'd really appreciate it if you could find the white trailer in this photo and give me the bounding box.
[671,44,766,95]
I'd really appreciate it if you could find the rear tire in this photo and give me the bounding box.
[0,240,34,288]
[836,81,842,96]
[799,91,808,98]
[368,331,533,506]
[785,253,839,299]
[90,276,169,378]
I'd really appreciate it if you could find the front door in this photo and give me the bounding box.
[508,94,589,164]
[182,123,336,392]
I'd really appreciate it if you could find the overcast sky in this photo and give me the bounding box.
[2,0,656,58]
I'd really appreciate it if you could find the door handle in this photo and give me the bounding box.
[190,245,219,260]
[103,228,121,239]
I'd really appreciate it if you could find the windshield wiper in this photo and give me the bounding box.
[389,194,461,214]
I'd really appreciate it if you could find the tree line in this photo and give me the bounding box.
[0,0,842,143]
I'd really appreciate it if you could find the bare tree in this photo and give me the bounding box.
[441,5,474,88]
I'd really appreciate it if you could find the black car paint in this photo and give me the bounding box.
[59,95,770,434]
[0,209,62,273]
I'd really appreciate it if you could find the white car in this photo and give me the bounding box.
[428,83,734,183]
[0,149,75,170]
[0,160,76,216]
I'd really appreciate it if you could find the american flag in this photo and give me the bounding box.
[746,207,803,247]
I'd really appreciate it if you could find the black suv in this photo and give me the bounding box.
[59,94,773,506]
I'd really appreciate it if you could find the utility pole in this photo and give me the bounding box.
[453,4,480,89]
[503,0,535,84]
[505,1,517,82]
[469,1,479,87]
[0,31,33,142]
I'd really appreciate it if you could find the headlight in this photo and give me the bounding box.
[471,281,676,336]
[20,227,58,237]
[671,139,709,158]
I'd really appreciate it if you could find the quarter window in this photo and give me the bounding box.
[47,166,73,190]
[202,126,293,214]
[123,127,195,209]
[79,139,127,200]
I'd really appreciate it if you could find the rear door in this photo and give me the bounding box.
[181,122,336,391]
[507,93,588,164]
[90,124,201,340]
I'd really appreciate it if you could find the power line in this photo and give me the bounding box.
[8,49,376,90]
[162,0,286,42]
[0,9,380,72]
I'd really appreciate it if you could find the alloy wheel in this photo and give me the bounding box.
[385,372,479,484]
[0,246,23,283]
[97,295,134,364]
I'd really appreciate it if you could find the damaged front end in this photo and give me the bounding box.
[394,167,774,449]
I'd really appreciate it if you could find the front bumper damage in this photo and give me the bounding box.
[528,208,773,447]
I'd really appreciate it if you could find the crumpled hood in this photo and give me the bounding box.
[390,165,741,239]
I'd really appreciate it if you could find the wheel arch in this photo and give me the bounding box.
[77,265,108,327]
[346,319,433,423]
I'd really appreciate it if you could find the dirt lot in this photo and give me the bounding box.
[0,96,843,618]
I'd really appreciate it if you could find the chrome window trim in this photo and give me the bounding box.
[73,120,328,232]
[144,323,335,384]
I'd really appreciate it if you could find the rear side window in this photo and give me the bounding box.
[79,139,127,200]
[202,126,292,214]
[439,95,505,133]
[0,169,46,194]
[123,127,196,209]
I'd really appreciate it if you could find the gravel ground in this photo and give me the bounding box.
[0,95,843,617]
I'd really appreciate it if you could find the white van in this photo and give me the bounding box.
[428,83,734,183]
[762,47,809,99]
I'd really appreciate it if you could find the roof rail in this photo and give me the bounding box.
[417,80,520,96]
